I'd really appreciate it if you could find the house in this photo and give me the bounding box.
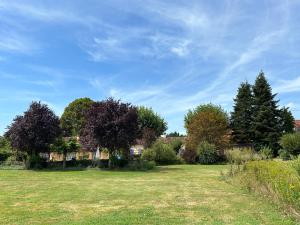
[295,120,300,132]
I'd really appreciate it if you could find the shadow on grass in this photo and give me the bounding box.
[28,164,185,173]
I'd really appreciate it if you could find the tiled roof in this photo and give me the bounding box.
[295,120,300,129]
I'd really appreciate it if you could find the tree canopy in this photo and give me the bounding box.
[137,106,167,147]
[60,97,94,137]
[185,104,229,151]
[80,98,139,163]
[279,107,295,134]
[5,102,61,160]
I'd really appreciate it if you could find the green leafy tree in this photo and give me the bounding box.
[0,136,12,161]
[279,107,295,133]
[138,106,167,147]
[251,72,281,151]
[61,98,94,136]
[231,82,254,144]
[51,137,80,168]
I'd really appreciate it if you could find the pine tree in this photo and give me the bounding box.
[251,71,281,151]
[279,107,295,133]
[230,82,253,144]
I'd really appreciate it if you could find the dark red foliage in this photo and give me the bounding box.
[80,98,139,156]
[5,102,61,156]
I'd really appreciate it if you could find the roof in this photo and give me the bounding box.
[295,120,300,129]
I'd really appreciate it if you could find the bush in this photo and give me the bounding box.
[225,148,261,165]
[196,141,219,164]
[259,146,273,160]
[141,141,179,165]
[127,160,156,171]
[170,139,183,154]
[181,148,197,164]
[279,149,291,161]
[141,148,156,161]
[240,161,300,214]
[280,133,300,157]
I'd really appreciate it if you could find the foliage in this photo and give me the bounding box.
[5,102,61,167]
[167,131,182,137]
[230,82,254,144]
[279,149,292,161]
[279,133,300,157]
[141,141,179,165]
[259,146,274,160]
[80,98,139,166]
[181,148,197,164]
[51,137,80,168]
[196,141,219,164]
[185,103,229,151]
[225,148,261,165]
[140,127,157,148]
[291,156,300,176]
[127,160,156,171]
[137,106,167,147]
[170,139,183,154]
[240,161,300,215]
[279,107,295,134]
[251,72,282,151]
[141,148,156,161]
[0,136,12,161]
[60,98,94,136]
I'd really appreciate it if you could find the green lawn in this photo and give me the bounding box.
[0,165,297,225]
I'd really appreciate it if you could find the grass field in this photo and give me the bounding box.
[0,165,297,225]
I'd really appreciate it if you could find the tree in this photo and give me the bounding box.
[279,107,295,134]
[185,104,229,152]
[51,137,80,169]
[167,131,182,137]
[230,82,254,144]
[5,102,61,168]
[137,106,167,147]
[251,72,281,151]
[80,98,139,167]
[0,136,12,161]
[60,98,94,137]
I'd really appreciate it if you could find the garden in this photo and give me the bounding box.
[1,71,300,224]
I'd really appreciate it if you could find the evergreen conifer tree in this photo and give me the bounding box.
[251,71,281,151]
[231,82,253,144]
[279,107,295,133]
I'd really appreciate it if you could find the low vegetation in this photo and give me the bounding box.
[0,165,297,225]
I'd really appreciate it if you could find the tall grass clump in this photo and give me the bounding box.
[240,161,300,217]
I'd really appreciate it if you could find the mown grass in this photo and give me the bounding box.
[0,165,298,225]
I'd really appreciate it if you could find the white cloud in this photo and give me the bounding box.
[274,76,300,93]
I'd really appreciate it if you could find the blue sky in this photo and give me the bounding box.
[1,0,300,135]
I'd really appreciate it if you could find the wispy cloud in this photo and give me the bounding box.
[274,76,300,93]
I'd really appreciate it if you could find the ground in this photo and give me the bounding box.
[0,165,297,225]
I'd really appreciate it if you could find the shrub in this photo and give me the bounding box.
[127,160,156,171]
[196,141,218,164]
[225,148,261,165]
[240,161,300,214]
[279,149,291,161]
[280,133,300,157]
[259,146,273,160]
[170,139,183,154]
[141,148,156,161]
[181,148,197,164]
[141,141,178,165]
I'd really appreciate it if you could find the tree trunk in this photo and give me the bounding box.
[63,150,67,169]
